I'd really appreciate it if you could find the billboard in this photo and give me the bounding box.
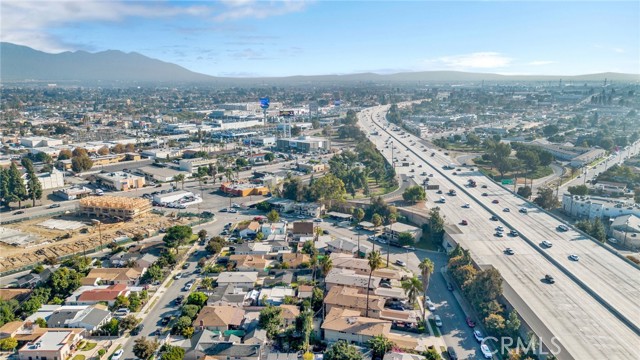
[334,100,341,106]
[260,97,270,109]
[279,110,295,117]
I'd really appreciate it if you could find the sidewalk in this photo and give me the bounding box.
[416,294,448,351]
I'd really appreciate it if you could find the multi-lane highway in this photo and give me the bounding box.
[358,105,640,360]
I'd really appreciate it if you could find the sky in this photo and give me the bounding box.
[1,0,639,77]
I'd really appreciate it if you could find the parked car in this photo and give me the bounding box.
[433,315,443,327]
[48,204,61,209]
[474,330,484,342]
[395,259,407,267]
[160,316,172,326]
[112,349,124,360]
[131,324,144,335]
[447,346,458,360]
[466,317,476,328]
[427,302,436,311]
[13,210,24,215]
[182,263,189,269]
[481,344,492,359]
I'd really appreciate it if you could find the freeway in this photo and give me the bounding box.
[358,106,640,360]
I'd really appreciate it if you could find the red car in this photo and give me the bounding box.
[460,220,468,225]
[466,317,476,328]
[492,199,499,204]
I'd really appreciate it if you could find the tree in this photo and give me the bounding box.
[0,337,18,351]
[486,141,513,178]
[517,186,532,199]
[371,213,383,229]
[428,207,445,243]
[533,187,559,210]
[132,233,145,243]
[181,304,200,320]
[264,153,275,162]
[419,258,435,322]
[113,144,126,154]
[7,162,27,208]
[198,229,208,241]
[100,318,120,336]
[258,304,283,339]
[366,250,383,317]
[173,174,185,189]
[48,267,82,298]
[397,232,414,246]
[114,295,130,310]
[58,149,72,160]
[267,209,280,223]
[186,292,208,308]
[320,256,333,277]
[119,315,139,331]
[325,341,363,360]
[401,276,422,305]
[466,133,481,149]
[97,146,110,155]
[505,310,522,339]
[142,264,163,283]
[353,207,365,223]
[402,185,426,203]
[35,317,47,328]
[163,225,193,252]
[423,347,442,360]
[23,159,42,207]
[172,316,194,338]
[160,345,185,360]
[236,158,249,167]
[308,174,345,207]
[133,337,159,360]
[542,124,559,137]
[72,148,89,157]
[465,268,503,310]
[71,155,93,172]
[484,313,506,337]
[367,335,395,360]
[568,185,589,196]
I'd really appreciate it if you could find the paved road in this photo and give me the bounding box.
[358,106,640,360]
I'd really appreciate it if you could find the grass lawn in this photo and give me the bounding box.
[73,355,86,360]
[81,342,97,351]
[416,238,439,251]
[478,164,553,181]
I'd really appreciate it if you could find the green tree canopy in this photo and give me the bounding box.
[258,304,283,339]
[402,185,426,203]
[325,341,364,360]
[133,337,159,360]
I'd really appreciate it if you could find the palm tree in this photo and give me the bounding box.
[320,256,333,277]
[173,174,185,190]
[224,167,234,183]
[366,250,383,317]
[402,276,422,306]
[418,258,435,321]
[385,213,397,267]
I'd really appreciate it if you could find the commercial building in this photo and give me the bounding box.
[136,166,189,183]
[382,222,422,243]
[609,214,640,249]
[20,137,63,148]
[22,168,65,190]
[220,182,269,197]
[297,162,328,173]
[53,186,93,200]
[79,196,151,220]
[95,171,145,191]
[561,194,640,220]
[275,136,331,153]
[152,190,194,205]
[525,141,606,167]
[179,157,217,173]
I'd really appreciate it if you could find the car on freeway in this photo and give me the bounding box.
[490,215,498,221]
[481,344,493,359]
[495,232,503,237]
[481,184,488,188]
[433,315,443,327]
[503,208,510,212]
[466,317,476,327]
[446,283,454,291]
[496,226,504,232]
[505,248,515,255]
[545,274,555,284]
[482,192,488,196]
[519,207,528,214]
[426,302,436,311]
[460,220,468,225]
[541,240,553,248]
[557,224,569,232]
[13,210,24,215]
[447,346,458,360]
[395,259,407,267]
[48,203,61,209]
[569,254,580,261]
[474,330,484,342]
[492,199,499,204]
[462,203,470,208]
[112,349,124,360]
[509,230,519,237]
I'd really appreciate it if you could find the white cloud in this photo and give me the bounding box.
[528,60,556,66]
[0,0,311,53]
[613,47,625,53]
[424,52,513,70]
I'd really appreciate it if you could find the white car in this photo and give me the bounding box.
[433,315,442,327]
[462,203,470,208]
[541,240,553,248]
[569,254,580,261]
[473,330,484,342]
[481,344,492,359]
[112,349,124,360]
[427,302,436,311]
[313,218,323,223]
[395,259,407,267]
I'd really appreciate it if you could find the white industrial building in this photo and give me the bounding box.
[152,190,194,205]
[20,136,63,148]
[179,157,217,173]
[22,168,65,190]
[562,194,640,220]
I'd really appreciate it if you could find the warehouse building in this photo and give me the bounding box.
[276,136,331,153]
[79,196,151,220]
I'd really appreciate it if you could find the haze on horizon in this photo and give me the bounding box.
[1,0,638,78]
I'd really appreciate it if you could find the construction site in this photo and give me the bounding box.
[0,196,193,273]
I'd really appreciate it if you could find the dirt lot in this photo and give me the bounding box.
[0,213,192,273]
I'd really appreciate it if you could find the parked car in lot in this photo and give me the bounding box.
[447,346,458,360]
[474,330,484,342]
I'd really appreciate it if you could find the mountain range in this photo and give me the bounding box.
[1,42,638,85]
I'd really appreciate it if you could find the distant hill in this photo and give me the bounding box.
[1,42,638,85]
